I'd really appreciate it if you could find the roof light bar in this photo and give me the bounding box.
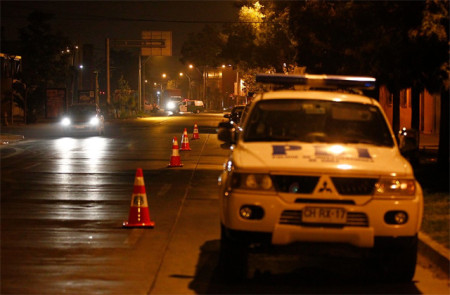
[256,74,376,90]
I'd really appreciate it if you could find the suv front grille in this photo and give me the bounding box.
[279,210,369,227]
[331,177,377,195]
[269,175,377,196]
[272,175,319,194]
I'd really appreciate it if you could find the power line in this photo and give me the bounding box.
[3,14,269,24]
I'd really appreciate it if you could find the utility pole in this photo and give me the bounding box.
[106,38,111,105]
[138,55,142,111]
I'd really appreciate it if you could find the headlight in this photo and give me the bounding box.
[166,102,175,110]
[231,173,274,191]
[374,178,416,198]
[90,117,99,125]
[61,117,71,126]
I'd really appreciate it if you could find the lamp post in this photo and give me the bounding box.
[154,82,162,106]
[161,74,167,106]
[78,64,100,105]
[62,45,80,106]
[179,72,192,99]
[143,79,148,106]
[188,64,205,101]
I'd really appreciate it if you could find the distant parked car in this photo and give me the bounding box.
[224,105,245,125]
[61,103,105,136]
[179,100,205,113]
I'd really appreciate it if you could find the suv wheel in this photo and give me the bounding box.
[371,235,418,282]
[219,224,249,281]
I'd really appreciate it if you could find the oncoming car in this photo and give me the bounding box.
[61,103,105,136]
[217,74,423,281]
[165,100,181,114]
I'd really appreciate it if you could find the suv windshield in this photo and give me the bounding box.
[243,99,394,147]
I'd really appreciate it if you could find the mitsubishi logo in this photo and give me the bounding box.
[318,181,332,193]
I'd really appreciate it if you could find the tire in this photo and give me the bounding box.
[371,235,418,282]
[219,224,249,281]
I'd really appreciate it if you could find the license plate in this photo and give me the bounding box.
[302,207,347,224]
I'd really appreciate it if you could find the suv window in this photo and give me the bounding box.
[243,99,394,147]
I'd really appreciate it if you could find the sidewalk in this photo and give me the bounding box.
[0,133,24,145]
[419,132,440,150]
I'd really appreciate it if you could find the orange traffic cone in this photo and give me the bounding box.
[180,128,191,151]
[123,168,155,228]
[191,123,200,140]
[168,136,183,167]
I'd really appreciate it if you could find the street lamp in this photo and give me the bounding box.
[179,72,192,99]
[78,64,100,105]
[153,82,163,106]
[188,64,205,101]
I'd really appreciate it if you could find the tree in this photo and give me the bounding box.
[180,25,225,68]
[289,0,448,168]
[19,11,72,120]
[221,1,296,72]
[179,1,296,94]
[109,49,139,91]
[114,75,136,118]
[409,0,449,169]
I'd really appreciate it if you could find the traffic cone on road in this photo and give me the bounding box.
[180,128,191,151]
[123,168,155,228]
[191,123,200,140]
[168,136,183,167]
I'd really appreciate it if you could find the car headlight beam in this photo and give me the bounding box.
[166,102,175,110]
[90,117,99,126]
[61,117,71,126]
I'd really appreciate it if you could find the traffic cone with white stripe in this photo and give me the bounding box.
[168,136,183,167]
[191,123,200,140]
[180,128,191,151]
[123,168,155,228]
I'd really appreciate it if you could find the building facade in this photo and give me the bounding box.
[378,85,441,135]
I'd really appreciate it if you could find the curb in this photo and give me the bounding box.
[418,232,449,275]
[1,134,25,145]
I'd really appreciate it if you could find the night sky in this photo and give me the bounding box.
[1,1,240,75]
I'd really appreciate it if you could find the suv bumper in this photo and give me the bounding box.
[220,190,422,248]
[272,223,374,247]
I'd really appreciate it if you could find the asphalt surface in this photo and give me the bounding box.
[1,118,448,292]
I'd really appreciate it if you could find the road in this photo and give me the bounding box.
[1,113,448,294]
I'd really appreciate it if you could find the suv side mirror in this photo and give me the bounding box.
[217,121,236,148]
[398,128,420,165]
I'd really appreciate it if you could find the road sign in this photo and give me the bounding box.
[141,31,172,56]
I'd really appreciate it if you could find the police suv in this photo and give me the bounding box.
[217,74,423,281]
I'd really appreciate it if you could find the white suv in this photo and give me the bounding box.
[217,74,423,282]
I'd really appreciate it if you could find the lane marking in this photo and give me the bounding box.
[156,183,172,197]
[148,134,211,294]
[123,228,144,246]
